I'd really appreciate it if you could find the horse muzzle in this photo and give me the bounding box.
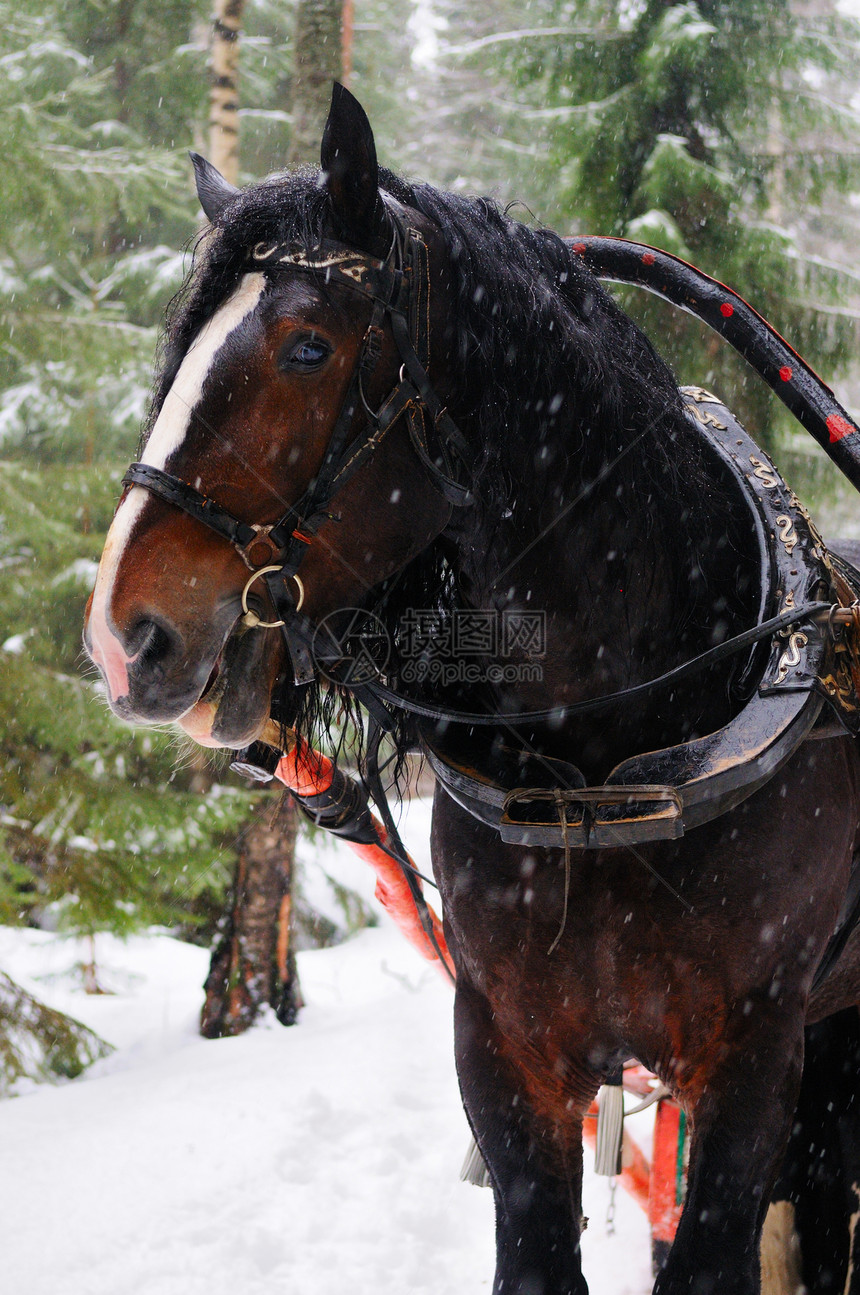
[84,588,279,747]
[84,603,213,718]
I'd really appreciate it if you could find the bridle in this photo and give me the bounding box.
[122,205,475,687]
[121,212,475,970]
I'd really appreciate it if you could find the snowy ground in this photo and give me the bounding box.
[0,799,653,1295]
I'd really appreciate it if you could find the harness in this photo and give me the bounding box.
[120,225,860,851]
[425,387,860,851]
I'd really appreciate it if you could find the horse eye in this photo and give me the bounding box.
[279,336,331,372]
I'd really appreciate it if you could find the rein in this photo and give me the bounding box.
[356,601,832,728]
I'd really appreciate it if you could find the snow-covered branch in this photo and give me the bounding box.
[443,27,623,57]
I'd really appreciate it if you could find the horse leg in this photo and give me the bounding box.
[654,1010,805,1295]
[753,1007,860,1293]
[454,979,593,1295]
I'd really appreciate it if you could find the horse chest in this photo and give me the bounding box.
[438,828,729,1061]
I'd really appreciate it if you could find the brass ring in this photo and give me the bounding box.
[240,567,306,628]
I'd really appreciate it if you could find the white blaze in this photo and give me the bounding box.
[88,272,267,700]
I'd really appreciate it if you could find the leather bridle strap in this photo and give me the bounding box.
[123,461,261,556]
[122,211,474,684]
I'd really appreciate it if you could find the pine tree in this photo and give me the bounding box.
[431,0,860,439]
[0,0,258,960]
[0,0,209,460]
[0,970,112,1095]
[0,458,256,943]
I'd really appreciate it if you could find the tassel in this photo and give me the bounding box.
[594,1071,625,1177]
[460,1135,491,1188]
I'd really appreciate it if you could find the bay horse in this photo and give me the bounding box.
[84,84,860,1293]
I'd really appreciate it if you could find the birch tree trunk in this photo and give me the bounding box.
[200,1,352,1042]
[201,0,310,1039]
[209,0,245,184]
[287,0,345,167]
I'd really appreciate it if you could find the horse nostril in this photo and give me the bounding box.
[130,619,179,673]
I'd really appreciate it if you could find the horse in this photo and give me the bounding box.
[84,84,860,1294]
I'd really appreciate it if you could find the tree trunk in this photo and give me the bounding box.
[209,0,245,184]
[200,0,358,1041]
[341,0,353,88]
[200,793,303,1038]
[287,0,345,167]
[201,0,306,1040]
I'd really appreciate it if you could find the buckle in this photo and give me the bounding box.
[500,785,684,847]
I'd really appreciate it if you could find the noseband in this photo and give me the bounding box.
[122,208,475,685]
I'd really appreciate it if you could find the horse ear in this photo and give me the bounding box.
[190,153,240,222]
[320,83,388,247]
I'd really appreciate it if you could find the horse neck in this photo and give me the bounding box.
[445,466,694,709]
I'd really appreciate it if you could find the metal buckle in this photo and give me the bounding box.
[500,785,684,847]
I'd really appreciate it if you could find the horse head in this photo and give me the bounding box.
[84,86,458,749]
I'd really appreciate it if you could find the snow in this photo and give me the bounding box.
[409,0,446,70]
[2,631,30,654]
[0,800,653,1295]
[51,558,100,588]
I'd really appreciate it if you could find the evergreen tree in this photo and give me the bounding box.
[0,458,256,944]
[0,0,209,462]
[432,0,860,439]
[0,970,112,1095]
[0,1,268,979]
[0,0,385,1027]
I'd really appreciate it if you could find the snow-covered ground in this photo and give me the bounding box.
[0,799,652,1295]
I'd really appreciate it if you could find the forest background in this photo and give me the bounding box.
[3,0,860,1084]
